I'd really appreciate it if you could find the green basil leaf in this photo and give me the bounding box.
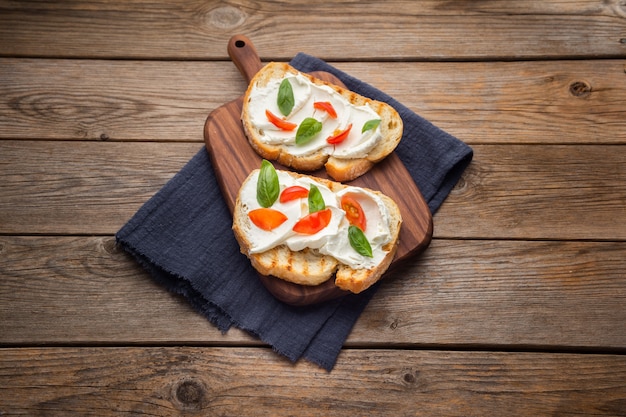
[277,79,295,116]
[362,119,381,133]
[295,117,322,145]
[348,225,373,258]
[307,184,325,213]
[257,160,279,208]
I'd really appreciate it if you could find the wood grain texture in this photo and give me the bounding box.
[2,236,625,349]
[1,141,624,240]
[1,59,624,143]
[1,347,625,416]
[2,2,625,412]
[0,141,201,234]
[1,0,625,60]
[0,236,254,345]
[0,59,245,141]
[437,144,626,240]
[355,239,626,348]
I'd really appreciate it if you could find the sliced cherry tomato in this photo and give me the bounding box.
[292,208,332,235]
[265,109,297,131]
[313,101,337,118]
[326,123,353,144]
[248,208,288,231]
[279,185,309,203]
[341,194,366,231]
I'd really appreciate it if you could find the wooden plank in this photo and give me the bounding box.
[0,236,254,346]
[1,1,625,60]
[2,237,625,349]
[436,144,626,240]
[1,347,625,416]
[0,59,245,141]
[2,59,625,143]
[1,141,624,239]
[0,141,200,234]
[361,60,626,145]
[355,239,626,348]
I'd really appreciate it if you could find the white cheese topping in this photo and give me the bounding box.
[239,170,392,269]
[247,73,383,158]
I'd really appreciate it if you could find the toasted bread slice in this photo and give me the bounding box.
[241,62,403,182]
[232,169,402,294]
[334,192,401,293]
[250,246,338,286]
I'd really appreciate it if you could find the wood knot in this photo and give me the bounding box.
[613,1,626,18]
[177,380,203,404]
[100,133,109,141]
[569,81,591,98]
[401,368,420,387]
[172,378,208,411]
[99,237,119,255]
[206,6,246,29]
[452,175,467,193]
[389,318,400,330]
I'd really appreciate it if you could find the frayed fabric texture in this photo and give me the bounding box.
[116,55,473,371]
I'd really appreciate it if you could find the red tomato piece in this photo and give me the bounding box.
[313,101,337,118]
[341,194,367,231]
[248,208,288,231]
[279,185,309,203]
[326,123,353,144]
[292,208,332,235]
[265,109,297,131]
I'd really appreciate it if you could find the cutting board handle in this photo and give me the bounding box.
[228,34,264,84]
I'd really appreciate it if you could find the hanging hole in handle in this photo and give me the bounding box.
[235,40,246,48]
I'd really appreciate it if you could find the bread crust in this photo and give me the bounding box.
[232,169,402,294]
[241,62,403,182]
[334,192,401,293]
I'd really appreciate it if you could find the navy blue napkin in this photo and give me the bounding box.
[116,53,473,371]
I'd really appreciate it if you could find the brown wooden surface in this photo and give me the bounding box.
[2,236,625,349]
[1,1,625,60]
[3,59,625,144]
[2,347,626,416]
[1,1,625,415]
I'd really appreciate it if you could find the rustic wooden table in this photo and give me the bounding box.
[1,1,625,415]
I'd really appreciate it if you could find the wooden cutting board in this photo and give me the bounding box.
[204,35,432,306]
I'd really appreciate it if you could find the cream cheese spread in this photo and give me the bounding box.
[247,73,383,158]
[240,170,392,269]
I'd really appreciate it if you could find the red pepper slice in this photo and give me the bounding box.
[313,101,337,118]
[326,123,353,144]
[292,208,332,235]
[279,185,309,203]
[341,194,367,231]
[265,109,297,131]
[248,208,288,231]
